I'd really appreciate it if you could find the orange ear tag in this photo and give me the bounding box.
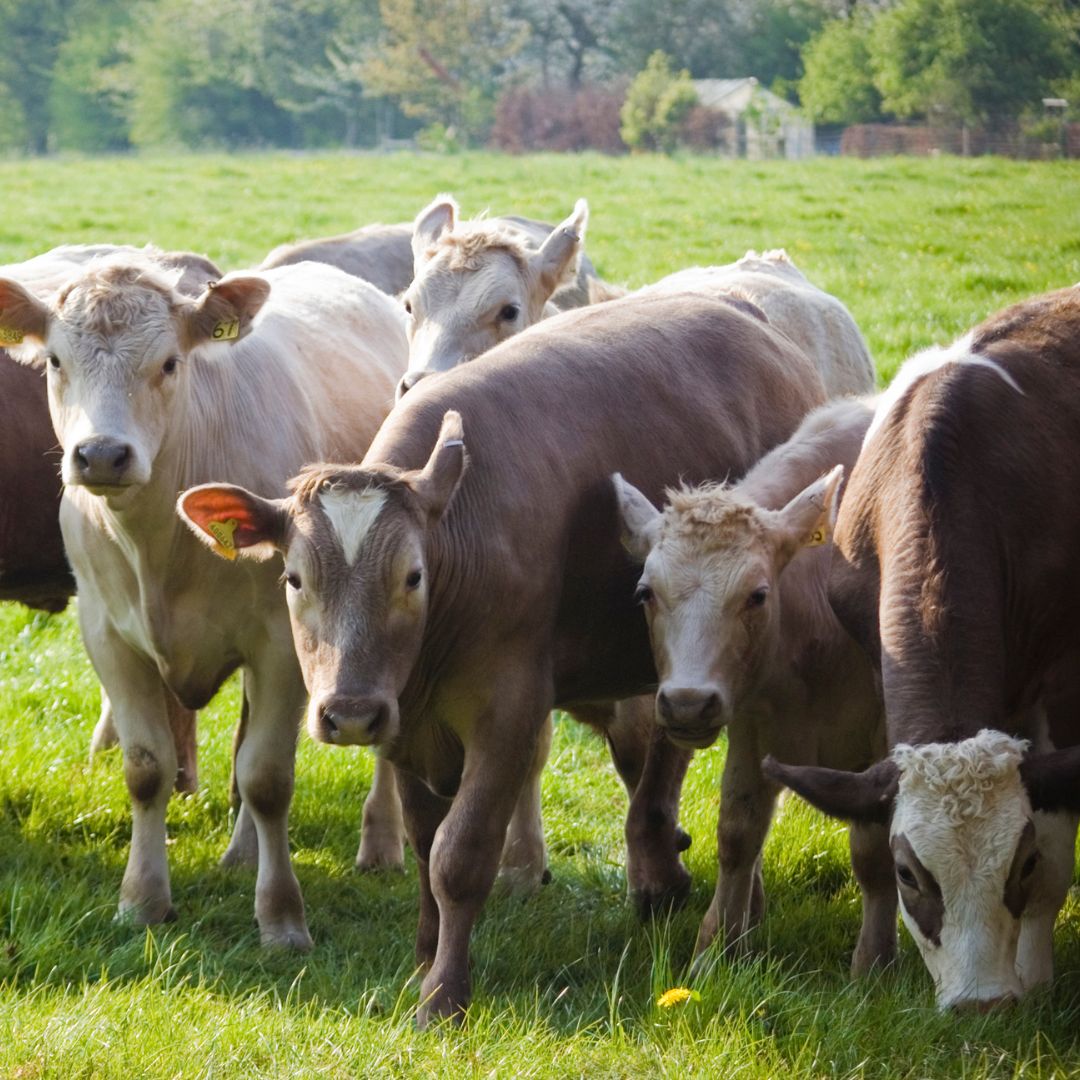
[207,517,239,560]
[212,319,240,341]
[0,326,24,345]
[807,527,828,547]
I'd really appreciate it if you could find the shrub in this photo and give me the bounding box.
[490,83,627,153]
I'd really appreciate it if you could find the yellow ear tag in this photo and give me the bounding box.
[807,527,828,548]
[0,326,24,345]
[207,517,239,560]
[211,318,240,341]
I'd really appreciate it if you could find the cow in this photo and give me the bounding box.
[613,397,895,974]
[0,255,411,946]
[763,285,1080,1010]
[260,223,415,297]
[177,286,827,1023]
[1,245,223,791]
[397,195,597,394]
[637,252,876,398]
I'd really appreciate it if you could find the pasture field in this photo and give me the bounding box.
[2,151,1080,1078]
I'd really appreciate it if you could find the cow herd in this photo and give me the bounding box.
[1,195,1079,1027]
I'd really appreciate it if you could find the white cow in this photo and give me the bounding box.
[0,256,408,946]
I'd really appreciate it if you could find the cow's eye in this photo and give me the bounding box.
[162,356,179,375]
[1021,851,1040,879]
[403,299,413,315]
[47,353,61,370]
[747,587,769,608]
[634,583,653,605]
[405,568,422,590]
[896,864,918,889]
[499,303,520,322]
[285,572,301,591]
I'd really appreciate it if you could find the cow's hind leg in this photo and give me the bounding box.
[849,820,897,976]
[497,711,552,893]
[356,754,406,870]
[237,655,310,950]
[220,686,258,868]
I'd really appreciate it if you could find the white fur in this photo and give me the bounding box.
[865,333,1023,449]
[319,487,387,565]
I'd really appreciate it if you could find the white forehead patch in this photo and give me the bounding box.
[319,487,388,565]
[865,332,1023,449]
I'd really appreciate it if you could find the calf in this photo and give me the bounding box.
[765,285,1080,1009]
[0,256,408,945]
[178,287,826,1022]
[398,195,596,392]
[614,397,893,972]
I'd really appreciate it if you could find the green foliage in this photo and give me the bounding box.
[799,14,883,125]
[619,51,698,153]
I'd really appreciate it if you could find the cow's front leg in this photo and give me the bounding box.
[88,629,178,925]
[356,754,406,870]
[419,687,547,1027]
[396,766,451,969]
[619,703,693,916]
[694,731,776,957]
[239,650,310,950]
[497,711,552,893]
[221,685,258,868]
[849,820,897,975]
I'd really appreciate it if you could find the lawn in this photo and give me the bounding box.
[2,151,1080,1078]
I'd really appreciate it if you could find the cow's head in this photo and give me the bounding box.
[613,467,842,749]
[765,729,1080,1009]
[0,258,267,507]
[177,411,466,748]
[398,195,587,397]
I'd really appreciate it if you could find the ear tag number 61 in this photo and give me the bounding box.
[212,319,240,341]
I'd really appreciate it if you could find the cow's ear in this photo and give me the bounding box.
[773,464,844,567]
[412,410,466,522]
[177,483,287,561]
[531,198,588,300]
[1020,746,1080,812]
[412,194,458,265]
[613,473,662,562]
[180,274,270,351]
[763,756,898,824]
[0,278,49,355]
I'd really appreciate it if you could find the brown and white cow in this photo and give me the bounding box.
[260,223,415,297]
[0,255,410,946]
[178,287,826,1023]
[1,245,223,791]
[397,195,596,393]
[614,397,894,972]
[765,285,1080,1009]
[638,252,876,398]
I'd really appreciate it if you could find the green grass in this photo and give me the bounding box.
[3,151,1080,1077]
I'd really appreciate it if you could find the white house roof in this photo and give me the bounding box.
[692,77,799,116]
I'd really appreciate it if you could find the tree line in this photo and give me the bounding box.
[0,0,1075,155]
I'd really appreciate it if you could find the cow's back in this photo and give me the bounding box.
[366,289,826,704]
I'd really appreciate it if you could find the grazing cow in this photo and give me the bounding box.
[398,195,597,393]
[0,256,410,945]
[178,287,827,1023]
[764,285,1080,1009]
[1,245,222,791]
[614,397,894,972]
[640,252,876,398]
[260,223,415,297]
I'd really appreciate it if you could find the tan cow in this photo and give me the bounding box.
[0,256,409,946]
[178,287,827,1023]
[640,252,875,397]
[260,223,415,296]
[398,195,595,393]
[614,397,894,973]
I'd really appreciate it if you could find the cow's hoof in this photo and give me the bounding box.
[417,972,469,1029]
[495,862,549,896]
[116,899,177,927]
[259,922,313,951]
[631,869,691,920]
[675,827,692,853]
[355,839,406,872]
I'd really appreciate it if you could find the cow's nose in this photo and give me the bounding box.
[314,694,394,746]
[656,686,724,729]
[73,437,133,485]
[952,992,1018,1014]
[395,369,432,400]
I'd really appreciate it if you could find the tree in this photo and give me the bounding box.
[871,0,1070,126]
[799,13,882,123]
[619,50,698,152]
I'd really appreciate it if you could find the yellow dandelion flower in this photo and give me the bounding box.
[656,986,698,1008]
